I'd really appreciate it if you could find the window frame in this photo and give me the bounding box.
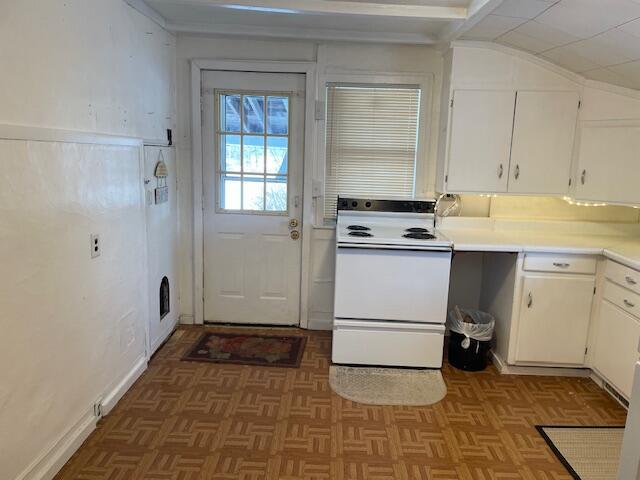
[214,88,293,216]
[317,72,433,224]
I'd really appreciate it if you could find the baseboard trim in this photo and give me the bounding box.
[16,409,95,480]
[490,351,591,377]
[102,355,147,416]
[16,356,148,480]
[307,316,332,331]
[179,314,195,325]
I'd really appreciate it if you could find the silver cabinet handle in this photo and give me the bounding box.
[625,275,637,285]
[498,163,503,179]
[581,169,586,185]
[553,262,570,268]
[514,164,520,180]
[527,292,533,308]
[624,299,636,308]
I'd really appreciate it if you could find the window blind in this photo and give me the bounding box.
[324,84,420,218]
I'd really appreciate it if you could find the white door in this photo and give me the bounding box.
[508,91,579,195]
[446,90,515,193]
[575,125,640,204]
[202,71,305,325]
[515,274,594,365]
[144,146,179,353]
[592,300,640,398]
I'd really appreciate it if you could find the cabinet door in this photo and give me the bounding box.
[446,90,515,193]
[508,91,579,195]
[515,274,594,365]
[575,125,640,204]
[592,300,640,398]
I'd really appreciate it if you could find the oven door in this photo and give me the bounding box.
[334,245,452,323]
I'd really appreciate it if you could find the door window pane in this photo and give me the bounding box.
[217,91,290,213]
[243,135,265,173]
[220,134,241,172]
[243,96,265,134]
[267,96,289,134]
[220,173,241,210]
[220,94,241,133]
[266,175,287,211]
[266,136,288,174]
[242,175,264,210]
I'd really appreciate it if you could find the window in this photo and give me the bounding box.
[216,91,290,213]
[324,84,421,218]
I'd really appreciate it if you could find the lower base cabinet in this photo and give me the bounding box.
[592,299,640,398]
[514,274,594,365]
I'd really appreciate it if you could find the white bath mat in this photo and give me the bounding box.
[329,365,447,405]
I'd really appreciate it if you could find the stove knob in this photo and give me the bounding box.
[365,201,372,208]
[351,201,358,208]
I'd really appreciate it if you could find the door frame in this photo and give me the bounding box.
[191,59,317,327]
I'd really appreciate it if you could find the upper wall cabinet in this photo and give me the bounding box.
[446,90,515,193]
[508,91,579,195]
[441,89,579,194]
[575,123,640,205]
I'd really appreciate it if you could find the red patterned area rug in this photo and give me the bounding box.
[182,332,307,368]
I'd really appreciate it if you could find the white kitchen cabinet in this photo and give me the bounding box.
[443,90,578,195]
[445,89,515,193]
[508,91,579,195]
[514,274,594,365]
[575,124,640,204]
[592,299,640,398]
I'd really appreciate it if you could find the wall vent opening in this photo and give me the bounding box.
[160,276,170,320]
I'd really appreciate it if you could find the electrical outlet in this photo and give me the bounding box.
[90,234,100,258]
[93,399,103,419]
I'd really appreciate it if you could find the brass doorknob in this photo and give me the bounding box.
[289,219,299,228]
[290,230,300,240]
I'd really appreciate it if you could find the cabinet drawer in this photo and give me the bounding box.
[523,253,596,275]
[603,280,640,319]
[605,260,640,295]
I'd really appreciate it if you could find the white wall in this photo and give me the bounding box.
[175,35,444,325]
[0,2,176,479]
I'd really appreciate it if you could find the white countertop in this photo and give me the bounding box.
[437,218,640,271]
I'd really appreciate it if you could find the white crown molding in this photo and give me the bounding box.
[169,22,436,45]
[437,0,503,45]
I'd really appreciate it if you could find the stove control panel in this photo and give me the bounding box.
[337,197,435,214]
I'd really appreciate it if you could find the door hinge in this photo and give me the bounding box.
[450,98,454,108]
[445,174,448,183]
[578,100,582,109]
[585,347,588,355]
[568,178,572,186]
[593,286,597,295]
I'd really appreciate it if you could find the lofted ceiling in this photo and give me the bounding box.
[461,0,640,90]
[132,0,640,90]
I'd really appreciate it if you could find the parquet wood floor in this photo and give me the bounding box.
[54,326,627,480]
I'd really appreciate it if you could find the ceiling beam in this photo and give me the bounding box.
[149,0,468,19]
[168,21,437,44]
[437,0,504,44]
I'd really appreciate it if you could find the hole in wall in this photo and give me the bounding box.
[160,277,170,320]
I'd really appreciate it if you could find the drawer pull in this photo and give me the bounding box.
[625,275,637,285]
[623,299,636,308]
[527,292,533,308]
[553,262,571,268]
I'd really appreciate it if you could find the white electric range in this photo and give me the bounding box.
[332,197,453,368]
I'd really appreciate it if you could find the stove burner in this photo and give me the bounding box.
[405,227,429,233]
[347,225,371,231]
[349,231,373,237]
[403,232,436,240]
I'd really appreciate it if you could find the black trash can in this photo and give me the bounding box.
[447,308,495,372]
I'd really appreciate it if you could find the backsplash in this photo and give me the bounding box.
[458,196,640,223]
